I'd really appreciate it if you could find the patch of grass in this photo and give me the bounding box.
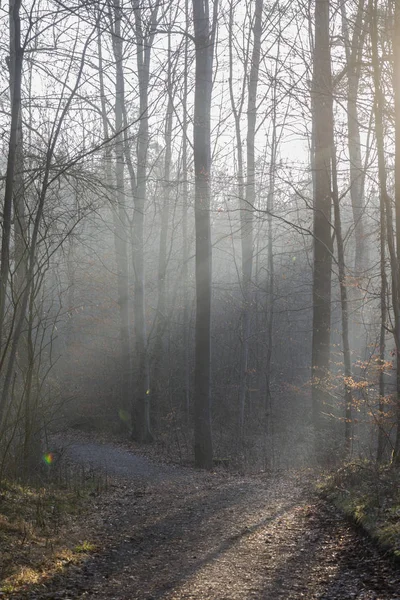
[0,470,105,596]
[319,459,400,558]
[74,540,97,553]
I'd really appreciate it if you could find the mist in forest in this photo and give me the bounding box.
[0,0,397,477]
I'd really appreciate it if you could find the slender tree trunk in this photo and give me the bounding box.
[0,0,23,374]
[152,32,173,421]
[228,2,245,444]
[9,0,27,323]
[340,1,368,381]
[340,0,366,277]
[311,0,333,459]
[238,0,263,446]
[182,0,190,424]
[110,0,133,417]
[331,145,353,456]
[98,21,131,422]
[370,0,400,462]
[192,0,214,469]
[264,72,278,469]
[131,1,158,443]
[377,172,387,462]
[393,0,400,461]
[8,0,32,461]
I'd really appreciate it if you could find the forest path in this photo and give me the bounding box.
[26,433,400,599]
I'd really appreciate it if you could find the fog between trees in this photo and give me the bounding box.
[0,0,398,474]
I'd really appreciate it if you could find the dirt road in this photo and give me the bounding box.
[15,433,400,599]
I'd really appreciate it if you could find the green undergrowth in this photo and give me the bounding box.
[0,466,105,595]
[319,459,400,559]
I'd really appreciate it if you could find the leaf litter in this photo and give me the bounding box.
[6,432,400,599]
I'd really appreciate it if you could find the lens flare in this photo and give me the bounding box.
[43,452,54,465]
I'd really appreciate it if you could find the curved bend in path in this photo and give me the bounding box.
[26,434,400,599]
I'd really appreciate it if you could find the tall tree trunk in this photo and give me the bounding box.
[98,20,131,423]
[377,167,388,462]
[110,0,133,417]
[340,1,367,379]
[311,0,333,459]
[0,0,23,428]
[8,0,33,465]
[237,0,263,447]
[393,0,400,460]
[131,1,158,443]
[340,0,367,277]
[370,0,400,461]
[0,0,22,368]
[228,0,245,446]
[152,32,173,422]
[9,0,27,324]
[182,0,190,424]
[192,0,215,469]
[264,61,279,469]
[331,145,353,456]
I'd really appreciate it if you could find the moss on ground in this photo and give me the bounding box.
[319,459,400,558]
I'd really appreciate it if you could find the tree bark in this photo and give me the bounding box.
[192,0,214,469]
[331,145,353,456]
[340,0,367,277]
[228,0,245,446]
[182,0,190,424]
[0,0,23,372]
[110,0,133,417]
[377,162,388,462]
[311,0,333,459]
[131,1,159,443]
[239,0,263,446]
[152,31,173,422]
[393,0,400,461]
[370,0,400,462]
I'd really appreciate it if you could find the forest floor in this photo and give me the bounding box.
[2,431,400,600]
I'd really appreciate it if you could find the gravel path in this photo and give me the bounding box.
[61,439,184,482]
[12,432,400,600]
